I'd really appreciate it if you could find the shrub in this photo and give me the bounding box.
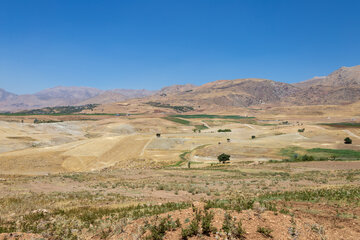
[181,217,199,240]
[221,212,246,239]
[146,215,179,240]
[222,212,232,234]
[201,210,216,236]
[218,129,232,132]
[344,137,352,144]
[301,154,314,161]
[298,128,305,132]
[218,153,230,163]
[257,226,273,238]
[233,220,246,239]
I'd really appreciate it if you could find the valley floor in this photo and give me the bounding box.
[0,111,359,239]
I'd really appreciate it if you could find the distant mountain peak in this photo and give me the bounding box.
[294,65,360,88]
[158,84,197,95]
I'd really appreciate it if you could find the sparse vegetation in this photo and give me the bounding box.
[0,195,190,238]
[145,215,181,240]
[1,108,360,239]
[307,148,360,159]
[257,226,273,238]
[1,104,99,115]
[146,102,194,112]
[33,119,63,124]
[194,124,208,131]
[258,185,360,204]
[218,129,231,132]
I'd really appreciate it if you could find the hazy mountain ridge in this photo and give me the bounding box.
[0,87,157,112]
[34,86,103,102]
[79,89,156,105]
[0,88,17,102]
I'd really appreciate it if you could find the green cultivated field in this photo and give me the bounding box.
[319,122,360,128]
[162,117,191,125]
[171,114,254,119]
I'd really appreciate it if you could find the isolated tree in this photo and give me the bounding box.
[218,153,230,163]
[344,137,352,144]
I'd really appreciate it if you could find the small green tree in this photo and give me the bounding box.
[218,153,230,163]
[344,137,352,144]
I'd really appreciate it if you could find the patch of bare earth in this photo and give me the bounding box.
[87,202,360,240]
[0,233,43,240]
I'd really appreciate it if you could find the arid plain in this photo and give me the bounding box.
[0,100,359,239]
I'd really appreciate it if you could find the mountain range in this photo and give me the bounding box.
[1,65,360,112]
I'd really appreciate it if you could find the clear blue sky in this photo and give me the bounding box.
[1,0,360,94]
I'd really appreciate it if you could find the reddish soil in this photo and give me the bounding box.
[0,233,43,240]
[87,202,360,240]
